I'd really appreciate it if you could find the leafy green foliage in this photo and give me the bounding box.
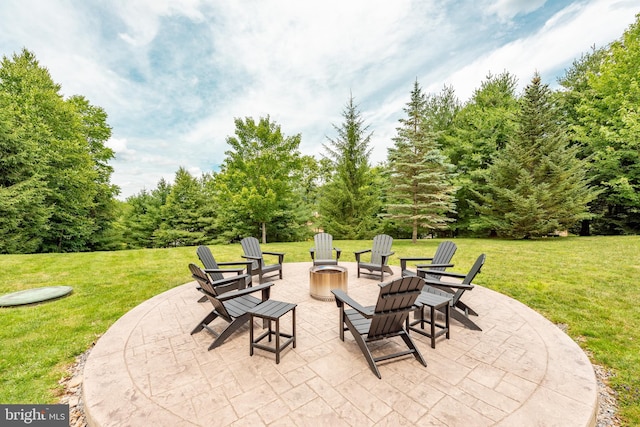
[560,15,640,234]
[387,80,457,242]
[154,167,207,247]
[442,72,519,235]
[0,49,118,253]
[319,95,382,239]
[213,116,308,243]
[472,73,597,238]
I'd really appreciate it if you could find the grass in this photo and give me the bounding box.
[1,237,640,424]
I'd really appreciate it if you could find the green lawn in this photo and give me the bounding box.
[1,237,639,424]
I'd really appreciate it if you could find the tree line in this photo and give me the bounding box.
[1,14,639,253]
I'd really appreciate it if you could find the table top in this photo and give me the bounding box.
[415,291,451,308]
[249,299,297,320]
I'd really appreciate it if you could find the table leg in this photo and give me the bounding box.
[292,307,296,348]
[249,314,254,356]
[275,318,281,364]
[430,306,436,349]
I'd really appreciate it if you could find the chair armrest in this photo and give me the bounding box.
[262,251,285,263]
[331,289,374,318]
[380,252,394,266]
[335,248,341,259]
[242,254,262,261]
[423,278,474,290]
[218,260,253,268]
[216,281,274,301]
[204,267,245,275]
[420,269,466,279]
[400,257,435,262]
[354,249,371,255]
[416,263,454,269]
[400,256,434,269]
[353,249,371,262]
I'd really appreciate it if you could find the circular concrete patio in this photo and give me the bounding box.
[82,262,597,426]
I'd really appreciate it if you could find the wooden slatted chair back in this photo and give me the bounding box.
[451,254,485,303]
[240,237,263,270]
[314,233,334,260]
[368,276,424,339]
[189,263,237,322]
[196,246,224,281]
[370,234,393,265]
[424,241,457,279]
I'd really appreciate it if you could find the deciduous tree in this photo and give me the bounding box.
[214,116,305,243]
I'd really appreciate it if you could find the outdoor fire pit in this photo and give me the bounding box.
[309,265,348,301]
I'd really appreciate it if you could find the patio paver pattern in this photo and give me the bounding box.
[83,262,597,426]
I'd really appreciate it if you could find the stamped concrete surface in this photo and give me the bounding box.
[83,262,597,426]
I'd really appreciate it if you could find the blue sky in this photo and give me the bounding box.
[0,0,638,199]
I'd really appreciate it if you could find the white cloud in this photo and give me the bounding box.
[433,0,638,100]
[1,0,638,199]
[487,0,547,21]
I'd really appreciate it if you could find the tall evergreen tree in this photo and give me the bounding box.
[442,72,519,235]
[319,94,381,239]
[386,80,457,242]
[471,73,597,238]
[122,179,172,248]
[155,167,206,247]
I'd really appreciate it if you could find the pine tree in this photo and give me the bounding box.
[386,80,457,242]
[319,94,381,239]
[472,73,597,238]
[442,72,519,235]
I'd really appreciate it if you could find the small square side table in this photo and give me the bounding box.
[408,291,451,348]
[248,300,297,363]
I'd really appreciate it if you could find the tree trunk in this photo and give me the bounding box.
[412,219,418,244]
[261,222,267,244]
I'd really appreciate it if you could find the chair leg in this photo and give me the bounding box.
[449,308,482,331]
[207,315,250,350]
[455,300,479,317]
[351,331,382,379]
[399,331,427,367]
[191,311,218,335]
[338,307,345,341]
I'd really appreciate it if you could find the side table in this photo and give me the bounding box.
[248,300,297,364]
[408,291,451,348]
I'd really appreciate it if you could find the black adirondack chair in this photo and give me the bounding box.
[310,232,341,266]
[189,263,273,350]
[240,237,285,283]
[400,240,457,280]
[354,234,395,281]
[331,276,427,378]
[418,254,486,331]
[197,245,252,285]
